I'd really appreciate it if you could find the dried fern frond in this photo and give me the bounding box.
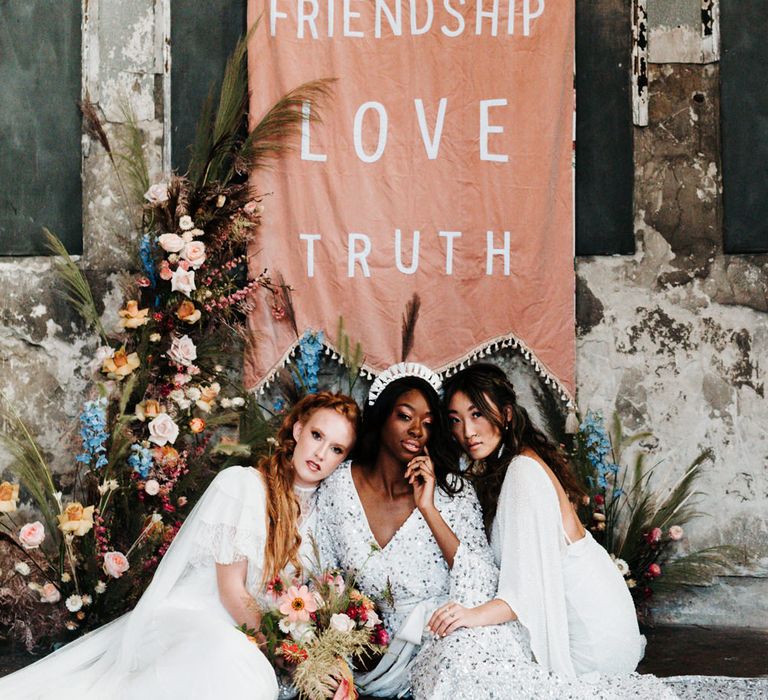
[400,293,421,362]
[43,229,108,343]
[79,94,112,155]
[336,317,365,393]
[277,272,299,338]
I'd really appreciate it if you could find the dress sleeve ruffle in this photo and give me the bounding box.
[188,466,267,567]
[446,480,500,607]
[495,457,576,677]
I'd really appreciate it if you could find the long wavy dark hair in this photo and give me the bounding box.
[444,363,584,532]
[353,376,461,495]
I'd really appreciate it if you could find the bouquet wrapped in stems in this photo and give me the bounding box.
[242,567,389,700]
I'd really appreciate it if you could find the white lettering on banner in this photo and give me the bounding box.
[300,233,322,276]
[414,98,447,160]
[298,0,320,38]
[475,0,499,36]
[298,231,519,277]
[375,0,403,37]
[348,233,372,277]
[486,230,511,275]
[439,230,462,274]
[395,229,421,274]
[353,102,388,163]
[269,0,546,37]
[479,99,509,162]
[301,102,327,161]
[441,0,466,36]
[410,0,434,35]
[343,0,364,36]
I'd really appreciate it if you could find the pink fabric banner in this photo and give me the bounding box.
[245,0,575,397]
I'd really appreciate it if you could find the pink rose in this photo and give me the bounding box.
[171,268,196,297]
[181,241,206,269]
[668,525,684,541]
[167,335,197,367]
[103,551,130,579]
[158,233,185,253]
[19,521,45,549]
[158,260,174,281]
[144,183,169,205]
[148,413,180,446]
[40,582,61,603]
[645,527,662,544]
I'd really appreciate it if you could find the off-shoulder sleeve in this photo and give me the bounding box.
[189,466,267,567]
[495,457,575,677]
[444,479,500,607]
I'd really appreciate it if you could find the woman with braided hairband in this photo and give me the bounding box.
[315,363,677,700]
[0,392,360,700]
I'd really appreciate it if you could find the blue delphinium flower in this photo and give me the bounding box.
[128,443,153,479]
[579,410,620,492]
[76,398,109,470]
[295,330,324,394]
[139,233,157,287]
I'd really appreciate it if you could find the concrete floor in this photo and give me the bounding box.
[1,625,766,681]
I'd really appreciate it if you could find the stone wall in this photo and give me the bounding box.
[1,1,765,626]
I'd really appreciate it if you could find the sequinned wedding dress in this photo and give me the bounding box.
[0,466,318,700]
[316,462,682,700]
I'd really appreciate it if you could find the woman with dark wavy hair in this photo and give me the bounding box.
[429,362,645,679]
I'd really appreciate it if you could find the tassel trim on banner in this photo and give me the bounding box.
[251,332,577,414]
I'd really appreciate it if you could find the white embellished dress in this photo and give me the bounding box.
[491,454,645,677]
[316,462,679,700]
[0,466,312,700]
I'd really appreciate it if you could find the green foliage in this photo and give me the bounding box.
[336,317,365,393]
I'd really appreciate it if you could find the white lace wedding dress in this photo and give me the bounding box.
[0,466,316,700]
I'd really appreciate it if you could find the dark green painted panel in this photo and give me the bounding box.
[0,1,82,255]
[575,0,635,256]
[721,4,768,254]
[171,0,246,173]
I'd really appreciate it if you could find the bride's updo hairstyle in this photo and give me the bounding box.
[259,392,361,584]
[443,363,585,532]
[354,376,461,495]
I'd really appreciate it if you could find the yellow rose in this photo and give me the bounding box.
[135,399,162,422]
[102,348,140,380]
[118,300,150,329]
[57,502,95,536]
[0,482,20,513]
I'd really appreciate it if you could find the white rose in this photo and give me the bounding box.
[167,335,197,367]
[185,386,202,401]
[329,613,356,633]
[14,561,31,576]
[171,268,196,297]
[157,233,185,253]
[19,521,45,549]
[144,479,160,496]
[181,241,206,269]
[364,609,381,628]
[66,594,83,612]
[148,413,179,446]
[103,551,130,579]
[220,398,232,408]
[231,397,246,408]
[144,183,169,204]
[178,215,194,231]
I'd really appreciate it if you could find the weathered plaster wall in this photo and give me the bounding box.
[576,58,768,626]
[0,0,165,484]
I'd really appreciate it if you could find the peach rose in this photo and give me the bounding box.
[158,260,173,281]
[118,300,149,329]
[103,551,130,579]
[0,481,20,513]
[101,348,140,381]
[189,417,205,433]
[175,300,201,325]
[181,241,206,269]
[148,413,179,446]
[19,521,45,549]
[195,382,220,413]
[158,233,185,253]
[135,399,162,422]
[40,582,61,604]
[153,445,180,469]
[57,502,95,537]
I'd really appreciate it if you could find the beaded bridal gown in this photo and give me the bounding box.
[317,462,682,700]
[0,466,318,700]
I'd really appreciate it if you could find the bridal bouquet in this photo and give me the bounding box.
[242,569,389,699]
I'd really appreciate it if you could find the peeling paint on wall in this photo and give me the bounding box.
[648,0,720,64]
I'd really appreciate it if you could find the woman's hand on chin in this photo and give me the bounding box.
[427,601,479,638]
[405,447,437,512]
